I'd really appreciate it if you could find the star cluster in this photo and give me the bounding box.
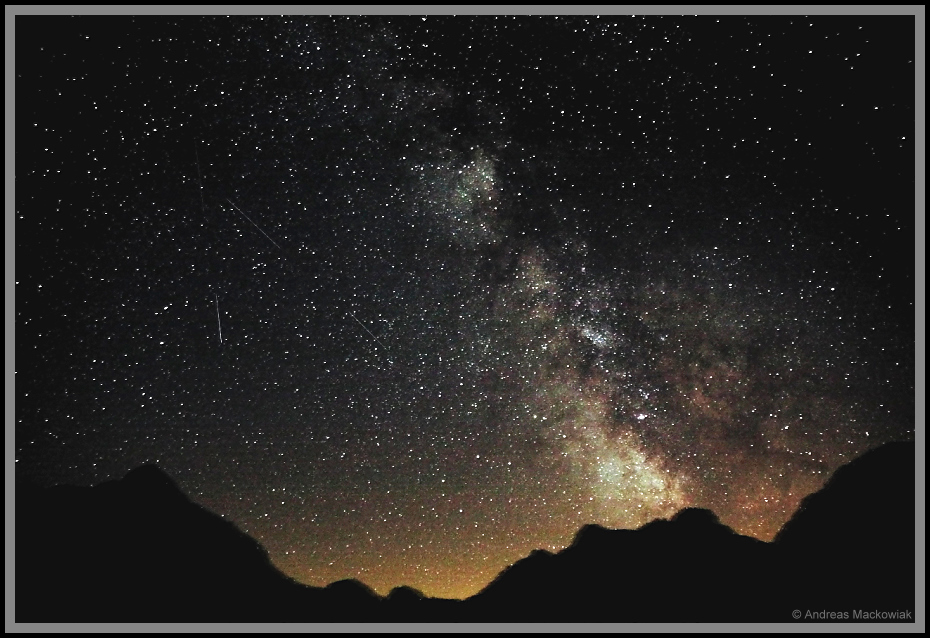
[15,14,914,600]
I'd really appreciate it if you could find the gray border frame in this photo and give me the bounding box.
[6,4,925,634]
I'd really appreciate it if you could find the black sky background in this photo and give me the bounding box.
[14,14,915,599]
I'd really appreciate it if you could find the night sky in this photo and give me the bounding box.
[15,13,915,600]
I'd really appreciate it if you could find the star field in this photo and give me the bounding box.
[15,14,915,600]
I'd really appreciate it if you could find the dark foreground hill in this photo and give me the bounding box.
[15,442,915,623]
[466,440,915,622]
[772,441,917,616]
[14,465,462,622]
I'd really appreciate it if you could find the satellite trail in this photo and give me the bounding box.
[348,311,395,366]
[226,198,283,250]
[220,196,395,366]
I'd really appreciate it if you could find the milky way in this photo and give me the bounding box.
[15,14,915,599]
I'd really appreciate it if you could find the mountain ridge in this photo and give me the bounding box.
[15,441,916,622]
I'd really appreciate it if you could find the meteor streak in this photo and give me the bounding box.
[215,293,223,344]
[194,143,206,215]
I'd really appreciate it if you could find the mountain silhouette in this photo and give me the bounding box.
[465,508,777,621]
[15,464,466,622]
[771,441,916,615]
[15,442,915,623]
[465,441,915,622]
[15,464,325,622]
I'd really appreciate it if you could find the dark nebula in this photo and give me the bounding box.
[15,14,915,600]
